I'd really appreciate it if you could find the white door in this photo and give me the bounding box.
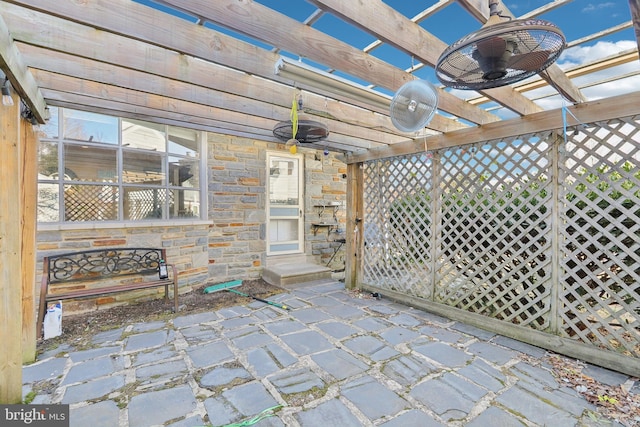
[267,152,304,255]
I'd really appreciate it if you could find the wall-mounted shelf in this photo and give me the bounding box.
[314,202,340,218]
[311,223,338,236]
[312,202,341,235]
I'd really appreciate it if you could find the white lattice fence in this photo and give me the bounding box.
[435,134,554,329]
[559,116,640,357]
[362,116,640,363]
[363,155,433,298]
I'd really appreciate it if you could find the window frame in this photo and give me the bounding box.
[36,107,208,226]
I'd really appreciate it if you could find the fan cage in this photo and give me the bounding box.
[436,19,565,90]
[390,80,439,133]
[272,119,329,144]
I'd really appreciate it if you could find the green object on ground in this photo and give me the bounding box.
[223,405,283,426]
[227,288,289,310]
[203,280,243,294]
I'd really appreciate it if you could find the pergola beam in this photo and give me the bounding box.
[0,14,47,123]
[309,0,544,117]
[347,90,640,163]
[158,0,497,126]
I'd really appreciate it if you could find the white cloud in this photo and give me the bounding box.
[581,2,616,13]
[558,40,637,68]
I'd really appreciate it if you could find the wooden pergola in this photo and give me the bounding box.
[1,0,639,403]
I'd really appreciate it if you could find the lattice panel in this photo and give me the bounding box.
[559,116,640,356]
[434,136,554,329]
[126,188,172,220]
[64,185,118,221]
[362,154,433,298]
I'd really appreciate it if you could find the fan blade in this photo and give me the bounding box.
[507,50,552,72]
[436,50,482,84]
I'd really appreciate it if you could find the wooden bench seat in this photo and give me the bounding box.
[38,247,178,339]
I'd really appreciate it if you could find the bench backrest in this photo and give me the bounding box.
[44,248,166,284]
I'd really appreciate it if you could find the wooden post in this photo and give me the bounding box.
[0,89,23,403]
[629,1,640,53]
[344,162,363,289]
[21,119,37,363]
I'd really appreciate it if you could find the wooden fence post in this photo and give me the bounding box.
[0,89,23,403]
[21,119,37,363]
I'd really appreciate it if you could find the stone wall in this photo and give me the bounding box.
[206,133,347,279]
[35,133,347,315]
[36,224,209,314]
[304,152,347,268]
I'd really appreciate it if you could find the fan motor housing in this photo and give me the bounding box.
[273,119,329,143]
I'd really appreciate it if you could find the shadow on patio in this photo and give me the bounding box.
[23,280,638,427]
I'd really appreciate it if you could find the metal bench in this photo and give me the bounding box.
[37,247,178,339]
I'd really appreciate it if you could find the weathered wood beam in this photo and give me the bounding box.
[308,0,543,116]
[157,0,497,126]
[361,0,454,55]
[347,90,640,163]
[22,44,404,148]
[5,0,466,134]
[3,1,446,148]
[0,14,47,123]
[37,77,383,154]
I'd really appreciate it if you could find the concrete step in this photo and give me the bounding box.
[262,262,332,287]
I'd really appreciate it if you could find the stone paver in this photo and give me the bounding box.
[412,341,472,367]
[341,375,409,420]
[69,400,120,427]
[270,368,324,394]
[246,344,297,377]
[128,385,197,427]
[61,356,125,385]
[62,375,125,404]
[23,280,635,427]
[343,335,400,361]
[279,330,333,355]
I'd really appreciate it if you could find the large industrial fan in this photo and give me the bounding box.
[389,79,439,132]
[435,0,566,90]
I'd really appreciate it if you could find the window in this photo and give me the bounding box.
[37,107,204,223]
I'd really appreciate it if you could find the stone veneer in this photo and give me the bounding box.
[35,133,346,315]
[207,133,346,278]
[35,224,210,314]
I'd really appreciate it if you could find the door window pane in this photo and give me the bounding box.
[269,158,299,205]
[269,219,299,241]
